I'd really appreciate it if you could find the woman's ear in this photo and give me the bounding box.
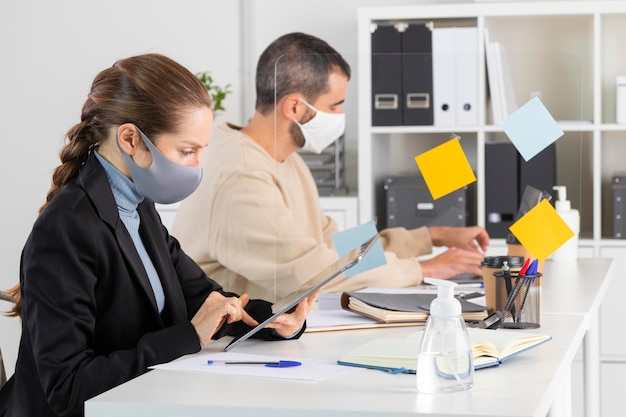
[116,124,140,156]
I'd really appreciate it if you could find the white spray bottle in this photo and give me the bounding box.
[417,278,474,394]
[551,186,580,261]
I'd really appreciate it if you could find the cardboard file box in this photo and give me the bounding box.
[613,173,626,238]
[384,175,467,229]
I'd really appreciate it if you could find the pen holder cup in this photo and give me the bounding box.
[494,272,541,329]
[481,256,525,315]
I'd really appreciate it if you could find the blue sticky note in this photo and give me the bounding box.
[331,221,387,277]
[501,96,564,161]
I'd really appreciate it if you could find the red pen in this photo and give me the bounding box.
[518,258,531,276]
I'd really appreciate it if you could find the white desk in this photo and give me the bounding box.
[541,259,613,316]
[85,259,613,417]
[541,259,615,417]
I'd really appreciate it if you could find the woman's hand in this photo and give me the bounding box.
[191,292,258,346]
[265,290,320,337]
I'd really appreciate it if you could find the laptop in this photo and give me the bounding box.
[224,234,380,351]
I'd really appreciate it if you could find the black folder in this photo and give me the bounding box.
[371,24,403,126]
[401,23,433,126]
[485,142,519,238]
[519,143,556,203]
[485,142,556,238]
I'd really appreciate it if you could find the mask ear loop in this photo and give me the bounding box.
[115,125,152,165]
[295,99,317,125]
[300,99,316,111]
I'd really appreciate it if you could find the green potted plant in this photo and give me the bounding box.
[195,70,232,115]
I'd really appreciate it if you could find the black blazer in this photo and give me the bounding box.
[1,153,290,417]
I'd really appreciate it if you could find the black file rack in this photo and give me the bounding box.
[297,135,348,196]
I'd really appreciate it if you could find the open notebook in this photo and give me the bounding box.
[337,327,551,372]
[224,234,380,351]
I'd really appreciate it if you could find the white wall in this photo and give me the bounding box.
[0,0,464,377]
[0,0,245,377]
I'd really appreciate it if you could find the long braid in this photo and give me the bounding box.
[41,120,96,212]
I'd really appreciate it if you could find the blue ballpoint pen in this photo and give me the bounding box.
[525,259,539,276]
[207,360,302,368]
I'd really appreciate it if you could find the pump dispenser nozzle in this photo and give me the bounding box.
[424,278,461,317]
[552,185,571,212]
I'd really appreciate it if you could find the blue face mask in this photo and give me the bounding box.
[117,126,203,204]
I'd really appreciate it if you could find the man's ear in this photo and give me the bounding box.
[116,124,141,156]
[280,94,303,121]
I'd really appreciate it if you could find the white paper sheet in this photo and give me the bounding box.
[150,352,359,381]
[306,309,379,328]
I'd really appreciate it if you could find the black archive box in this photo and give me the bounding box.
[613,173,626,238]
[371,24,403,126]
[384,175,467,229]
[371,22,434,126]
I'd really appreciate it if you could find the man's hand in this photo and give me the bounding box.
[428,226,489,253]
[419,247,484,279]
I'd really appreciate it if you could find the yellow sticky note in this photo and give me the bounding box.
[414,137,476,200]
[509,199,575,262]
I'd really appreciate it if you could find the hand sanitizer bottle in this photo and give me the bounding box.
[417,278,473,394]
[550,185,580,261]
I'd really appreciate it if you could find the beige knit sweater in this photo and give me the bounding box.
[172,123,432,303]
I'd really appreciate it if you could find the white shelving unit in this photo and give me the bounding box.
[358,1,626,245]
[357,2,626,416]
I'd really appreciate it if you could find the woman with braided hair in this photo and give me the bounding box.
[0,53,313,417]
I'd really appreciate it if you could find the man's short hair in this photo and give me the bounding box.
[255,32,351,114]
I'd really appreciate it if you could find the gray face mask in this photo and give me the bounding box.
[117,126,203,204]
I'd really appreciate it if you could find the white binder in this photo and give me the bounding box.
[432,27,478,126]
[432,27,456,126]
[454,27,478,126]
